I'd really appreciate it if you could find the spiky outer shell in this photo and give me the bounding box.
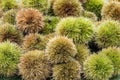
[75,44,90,65]
[2,9,16,25]
[55,17,94,44]
[79,0,87,3]
[101,1,120,21]
[83,54,114,80]
[0,23,23,44]
[0,41,21,77]
[109,0,120,2]
[23,33,45,52]
[18,50,51,80]
[16,8,44,35]
[53,59,81,80]
[0,0,2,3]
[48,0,56,8]
[0,8,3,18]
[84,0,104,19]
[82,10,97,21]
[96,20,120,48]
[99,47,120,76]
[1,0,18,11]
[42,16,60,35]
[43,33,56,46]
[46,36,77,64]
[22,0,48,14]
[53,0,82,17]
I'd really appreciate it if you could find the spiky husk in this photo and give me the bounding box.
[0,8,3,18]
[79,0,87,3]
[2,9,16,25]
[46,36,77,64]
[43,33,56,46]
[109,0,120,2]
[42,16,60,35]
[53,0,82,17]
[82,10,97,21]
[101,1,120,21]
[53,59,81,80]
[99,47,120,76]
[75,44,90,65]
[0,0,2,3]
[48,0,56,8]
[55,17,94,44]
[84,0,104,19]
[96,20,120,48]
[0,41,21,77]
[18,50,51,80]
[16,8,44,35]
[23,33,45,51]
[1,0,18,11]
[83,54,114,80]
[22,0,48,14]
[0,23,23,44]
